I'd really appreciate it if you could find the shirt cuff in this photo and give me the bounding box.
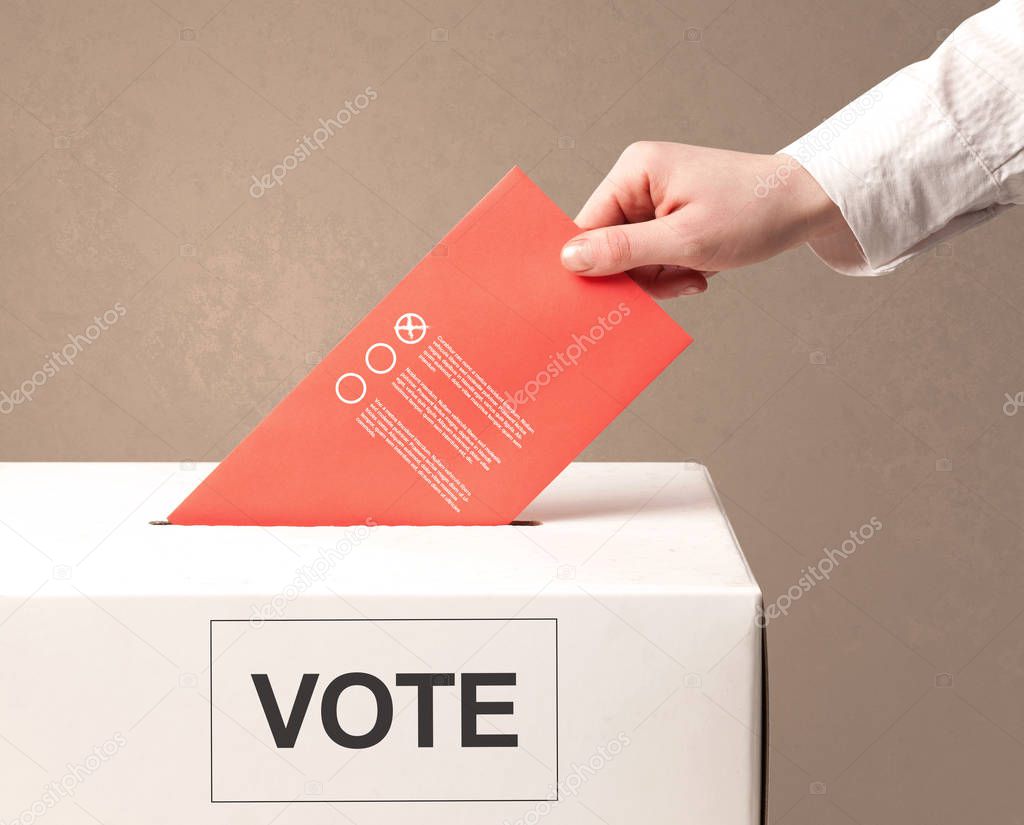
[780,69,999,276]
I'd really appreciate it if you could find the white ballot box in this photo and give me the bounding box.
[0,462,766,824]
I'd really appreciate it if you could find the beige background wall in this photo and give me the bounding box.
[2,0,1023,821]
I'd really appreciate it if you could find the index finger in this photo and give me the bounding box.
[574,175,630,230]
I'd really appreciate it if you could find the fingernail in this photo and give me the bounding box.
[561,239,594,272]
[681,285,703,296]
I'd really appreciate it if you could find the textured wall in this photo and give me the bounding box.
[2,0,1023,821]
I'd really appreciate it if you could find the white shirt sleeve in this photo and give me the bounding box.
[780,0,1024,275]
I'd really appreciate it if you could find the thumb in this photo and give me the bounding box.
[561,219,694,276]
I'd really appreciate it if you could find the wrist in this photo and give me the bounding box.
[776,152,847,242]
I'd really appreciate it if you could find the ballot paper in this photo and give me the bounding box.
[170,168,692,525]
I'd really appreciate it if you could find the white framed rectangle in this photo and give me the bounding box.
[209,617,559,804]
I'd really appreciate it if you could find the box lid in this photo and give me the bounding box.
[0,462,759,598]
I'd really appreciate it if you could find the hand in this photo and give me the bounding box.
[561,142,852,298]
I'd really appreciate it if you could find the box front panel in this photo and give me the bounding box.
[0,593,759,825]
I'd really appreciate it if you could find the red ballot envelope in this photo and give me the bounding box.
[170,168,692,526]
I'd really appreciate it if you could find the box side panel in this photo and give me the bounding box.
[760,626,770,825]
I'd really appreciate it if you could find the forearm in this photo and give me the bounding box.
[782,0,1024,275]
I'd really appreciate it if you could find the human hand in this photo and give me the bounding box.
[561,142,851,298]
